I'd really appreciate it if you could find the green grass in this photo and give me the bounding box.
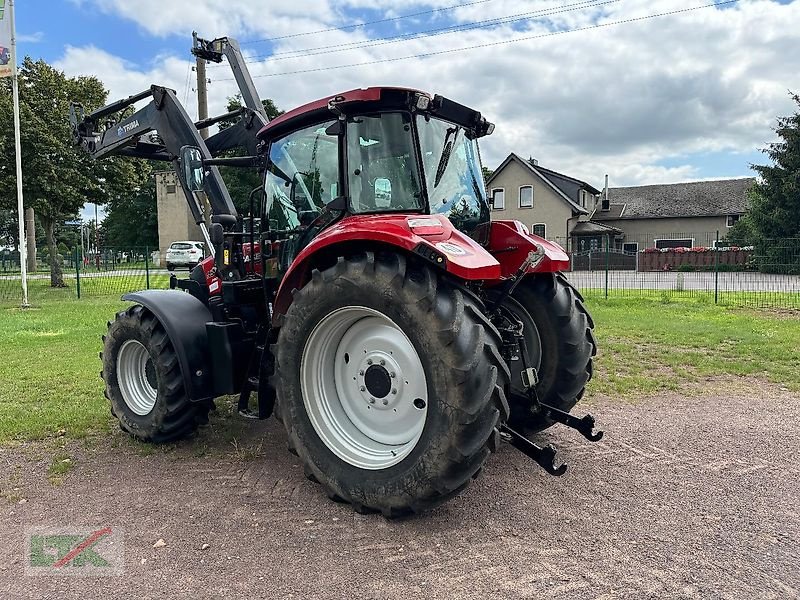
[0,296,127,443]
[0,294,798,444]
[588,296,800,397]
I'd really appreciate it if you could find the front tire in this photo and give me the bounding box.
[101,305,209,442]
[274,252,510,516]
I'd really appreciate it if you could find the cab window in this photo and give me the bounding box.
[346,112,423,213]
[264,121,339,231]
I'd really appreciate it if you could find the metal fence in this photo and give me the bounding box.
[0,246,171,304]
[566,233,800,309]
[1,235,799,309]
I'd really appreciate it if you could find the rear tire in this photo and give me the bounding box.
[166,263,174,271]
[274,252,510,516]
[506,273,596,434]
[101,304,209,443]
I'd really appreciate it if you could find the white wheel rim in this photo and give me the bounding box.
[300,306,429,470]
[117,339,157,416]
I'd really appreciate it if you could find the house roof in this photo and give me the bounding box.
[592,178,755,221]
[485,153,592,215]
[536,165,603,196]
[571,221,622,235]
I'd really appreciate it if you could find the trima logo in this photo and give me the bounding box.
[26,527,124,576]
[117,119,140,137]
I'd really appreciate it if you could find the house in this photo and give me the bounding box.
[484,153,601,246]
[582,178,755,253]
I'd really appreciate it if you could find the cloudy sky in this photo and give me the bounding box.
[15,0,800,193]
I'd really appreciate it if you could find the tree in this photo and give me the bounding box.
[101,174,158,249]
[727,93,800,273]
[0,59,145,287]
[481,166,494,184]
[217,95,283,216]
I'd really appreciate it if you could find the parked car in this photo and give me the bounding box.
[165,241,205,271]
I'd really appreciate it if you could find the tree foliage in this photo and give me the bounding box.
[217,95,283,216]
[727,93,800,273]
[101,175,158,249]
[0,58,147,286]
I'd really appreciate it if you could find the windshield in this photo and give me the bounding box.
[347,112,423,213]
[416,116,489,236]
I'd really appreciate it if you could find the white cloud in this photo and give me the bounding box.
[58,0,800,186]
[17,32,45,43]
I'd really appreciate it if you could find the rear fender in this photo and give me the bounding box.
[122,290,214,402]
[487,220,570,279]
[272,213,501,324]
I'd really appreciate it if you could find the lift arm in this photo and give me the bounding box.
[70,85,238,228]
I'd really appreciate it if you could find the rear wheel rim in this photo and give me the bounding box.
[301,306,428,470]
[117,339,157,416]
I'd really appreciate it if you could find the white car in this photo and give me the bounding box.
[165,241,205,271]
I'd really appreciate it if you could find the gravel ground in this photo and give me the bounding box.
[1,378,798,599]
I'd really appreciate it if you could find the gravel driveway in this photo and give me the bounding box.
[2,378,798,599]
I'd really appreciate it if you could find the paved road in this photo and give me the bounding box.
[0,269,171,282]
[2,379,798,599]
[568,270,800,293]
[3,269,798,296]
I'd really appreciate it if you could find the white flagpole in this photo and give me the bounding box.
[9,0,28,307]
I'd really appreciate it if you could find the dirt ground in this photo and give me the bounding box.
[1,378,798,599]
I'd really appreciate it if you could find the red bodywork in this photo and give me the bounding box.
[270,215,570,323]
[199,241,263,297]
[486,220,571,278]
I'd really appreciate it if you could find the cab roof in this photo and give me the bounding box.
[257,87,423,141]
[256,86,494,142]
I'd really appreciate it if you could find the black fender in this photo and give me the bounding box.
[122,290,214,402]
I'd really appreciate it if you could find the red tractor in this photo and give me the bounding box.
[72,36,599,515]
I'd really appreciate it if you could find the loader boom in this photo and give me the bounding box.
[70,35,270,230]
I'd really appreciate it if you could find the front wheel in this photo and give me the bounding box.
[101,305,209,442]
[274,252,510,516]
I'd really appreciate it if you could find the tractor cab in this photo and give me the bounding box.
[257,88,494,249]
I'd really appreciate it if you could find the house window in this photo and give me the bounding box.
[579,190,586,208]
[166,184,177,194]
[531,223,546,238]
[491,188,505,210]
[726,215,740,227]
[519,186,533,208]
[654,238,693,249]
[623,242,638,254]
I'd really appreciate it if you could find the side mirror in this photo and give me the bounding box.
[180,145,205,192]
[375,177,392,207]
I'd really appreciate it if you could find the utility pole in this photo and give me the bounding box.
[193,31,209,139]
[95,202,100,268]
[4,0,29,306]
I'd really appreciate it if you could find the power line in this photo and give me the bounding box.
[217,1,738,81]
[219,0,618,66]
[240,0,499,44]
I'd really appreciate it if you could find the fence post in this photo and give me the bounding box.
[75,247,81,299]
[145,246,150,289]
[604,234,610,299]
[714,230,719,304]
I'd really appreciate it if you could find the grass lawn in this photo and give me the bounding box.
[0,293,798,444]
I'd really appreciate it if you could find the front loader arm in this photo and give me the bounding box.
[192,35,268,122]
[71,85,238,228]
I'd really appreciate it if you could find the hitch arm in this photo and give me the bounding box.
[500,425,567,476]
[538,403,604,442]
